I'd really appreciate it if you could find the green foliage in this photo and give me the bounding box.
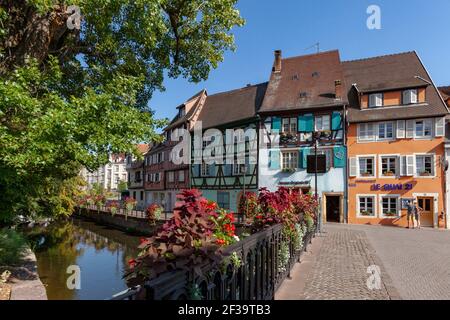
[117,180,128,193]
[0,228,28,265]
[0,1,244,223]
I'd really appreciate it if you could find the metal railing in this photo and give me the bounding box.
[111,224,315,300]
[77,205,174,221]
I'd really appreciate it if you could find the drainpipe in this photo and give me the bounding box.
[343,104,349,224]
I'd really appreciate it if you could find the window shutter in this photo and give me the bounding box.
[402,90,409,104]
[272,117,281,132]
[349,157,357,177]
[302,148,311,169]
[369,94,376,107]
[331,112,342,131]
[435,117,445,137]
[406,155,414,176]
[269,150,280,169]
[400,156,406,176]
[406,120,415,138]
[396,120,405,138]
[298,114,314,132]
[411,90,418,103]
[333,146,346,168]
[376,94,383,106]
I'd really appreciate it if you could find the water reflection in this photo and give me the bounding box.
[26,218,140,300]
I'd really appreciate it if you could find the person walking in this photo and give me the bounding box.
[415,200,423,229]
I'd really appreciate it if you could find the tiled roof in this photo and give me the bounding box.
[259,50,347,113]
[439,86,450,101]
[343,51,448,122]
[136,144,150,155]
[196,83,268,129]
[165,90,207,131]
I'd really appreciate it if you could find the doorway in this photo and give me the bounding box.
[326,195,341,223]
[417,197,434,227]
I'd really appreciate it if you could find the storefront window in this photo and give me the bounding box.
[358,196,375,217]
[381,196,399,217]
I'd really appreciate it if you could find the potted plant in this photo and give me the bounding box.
[320,130,332,139]
[383,170,395,176]
[420,171,431,176]
[384,211,397,217]
[124,197,137,220]
[94,194,106,213]
[146,204,163,226]
[108,200,120,217]
[361,172,372,177]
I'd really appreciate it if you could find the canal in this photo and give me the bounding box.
[25,218,141,300]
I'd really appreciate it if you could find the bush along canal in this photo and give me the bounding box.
[25,218,142,300]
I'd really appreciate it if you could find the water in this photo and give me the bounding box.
[25,218,141,300]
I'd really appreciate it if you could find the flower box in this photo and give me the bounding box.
[419,172,432,177]
[383,171,395,176]
[361,172,373,177]
[359,210,373,217]
[384,211,397,217]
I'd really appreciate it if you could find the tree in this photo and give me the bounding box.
[0,0,244,224]
[117,180,128,194]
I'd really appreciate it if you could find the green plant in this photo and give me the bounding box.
[277,241,290,273]
[210,209,237,246]
[0,228,28,266]
[230,252,242,269]
[187,283,203,300]
[146,204,163,225]
[305,213,315,233]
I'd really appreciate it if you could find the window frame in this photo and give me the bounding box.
[357,155,376,178]
[414,119,433,139]
[217,191,230,210]
[356,195,377,218]
[368,93,383,108]
[178,170,185,182]
[403,89,418,105]
[281,151,298,171]
[314,114,331,132]
[414,154,435,178]
[201,162,211,177]
[379,195,400,218]
[379,155,399,178]
[377,122,395,141]
[281,117,298,133]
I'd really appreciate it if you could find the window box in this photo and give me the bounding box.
[361,172,373,177]
[359,210,373,217]
[419,171,432,177]
[383,171,395,176]
[320,130,332,139]
[384,211,397,217]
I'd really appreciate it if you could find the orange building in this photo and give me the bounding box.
[343,52,449,228]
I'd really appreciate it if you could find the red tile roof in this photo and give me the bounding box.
[136,144,150,155]
[259,50,347,113]
[343,51,449,122]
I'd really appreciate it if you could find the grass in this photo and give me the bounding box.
[0,228,28,266]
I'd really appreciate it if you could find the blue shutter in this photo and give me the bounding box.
[269,150,280,169]
[332,112,342,130]
[302,148,311,169]
[193,164,200,177]
[333,146,346,168]
[272,117,281,131]
[299,114,314,132]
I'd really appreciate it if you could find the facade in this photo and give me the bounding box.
[80,154,127,191]
[344,52,448,228]
[126,144,149,210]
[144,91,206,212]
[439,87,450,229]
[191,83,267,212]
[258,50,347,223]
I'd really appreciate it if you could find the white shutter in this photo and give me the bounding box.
[406,120,415,138]
[400,156,406,176]
[403,90,409,104]
[396,120,405,139]
[435,117,445,137]
[349,157,357,177]
[406,155,415,176]
[411,90,418,103]
[376,94,383,106]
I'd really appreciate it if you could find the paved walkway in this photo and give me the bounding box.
[276,223,450,300]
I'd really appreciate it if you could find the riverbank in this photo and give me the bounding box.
[0,248,47,300]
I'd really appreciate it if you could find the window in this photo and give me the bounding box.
[311,149,333,170]
[358,157,375,177]
[201,162,210,176]
[415,119,433,138]
[378,122,394,140]
[358,123,376,141]
[217,192,230,210]
[135,171,141,182]
[140,191,144,201]
[403,89,418,104]
[315,115,331,131]
[147,173,151,182]
[358,196,376,217]
[369,93,383,108]
[168,171,174,183]
[381,196,399,217]
[381,156,398,176]
[416,155,434,176]
[233,164,246,175]
[281,151,298,171]
[179,107,186,117]
[133,191,136,199]
[178,170,185,182]
[282,118,297,133]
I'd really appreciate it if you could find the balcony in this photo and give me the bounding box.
[279,130,343,147]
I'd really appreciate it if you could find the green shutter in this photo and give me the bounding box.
[332,112,342,130]
[269,150,280,169]
[302,148,311,168]
[333,146,346,168]
[272,117,281,131]
[298,149,303,168]
[298,114,314,132]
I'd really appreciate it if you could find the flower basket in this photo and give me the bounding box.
[419,171,431,177]
[359,210,373,217]
[146,204,163,226]
[108,200,120,217]
[124,197,137,220]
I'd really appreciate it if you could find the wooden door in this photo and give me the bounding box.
[417,197,434,227]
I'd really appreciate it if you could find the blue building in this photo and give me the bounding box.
[258,50,347,223]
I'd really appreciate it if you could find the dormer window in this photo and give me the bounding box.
[179,107,186,117]
[403,89,418,105]
[368,93,383,108]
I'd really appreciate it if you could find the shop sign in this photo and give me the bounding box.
[371,183,413,191]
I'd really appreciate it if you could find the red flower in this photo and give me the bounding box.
[216,239,226,245]
[140,238,147,244]
[128,259,137,268]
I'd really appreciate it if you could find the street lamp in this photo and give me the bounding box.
[311,131,322,234]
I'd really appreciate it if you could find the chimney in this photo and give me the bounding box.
[274,50,282,73]
[334,80,342,100]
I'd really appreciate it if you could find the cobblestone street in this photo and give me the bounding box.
[276,223,450,300]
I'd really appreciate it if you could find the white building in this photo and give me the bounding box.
[81,154,128,191]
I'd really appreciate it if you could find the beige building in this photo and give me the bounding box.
[81,154,128,191]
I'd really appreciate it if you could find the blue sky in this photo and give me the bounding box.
[150,0,450,122]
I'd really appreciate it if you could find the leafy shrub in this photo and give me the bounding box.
[0,228,28,265]
[146,204,163,225]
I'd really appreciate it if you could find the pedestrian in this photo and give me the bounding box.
[415,200,423,229]
[407,200,416,229]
